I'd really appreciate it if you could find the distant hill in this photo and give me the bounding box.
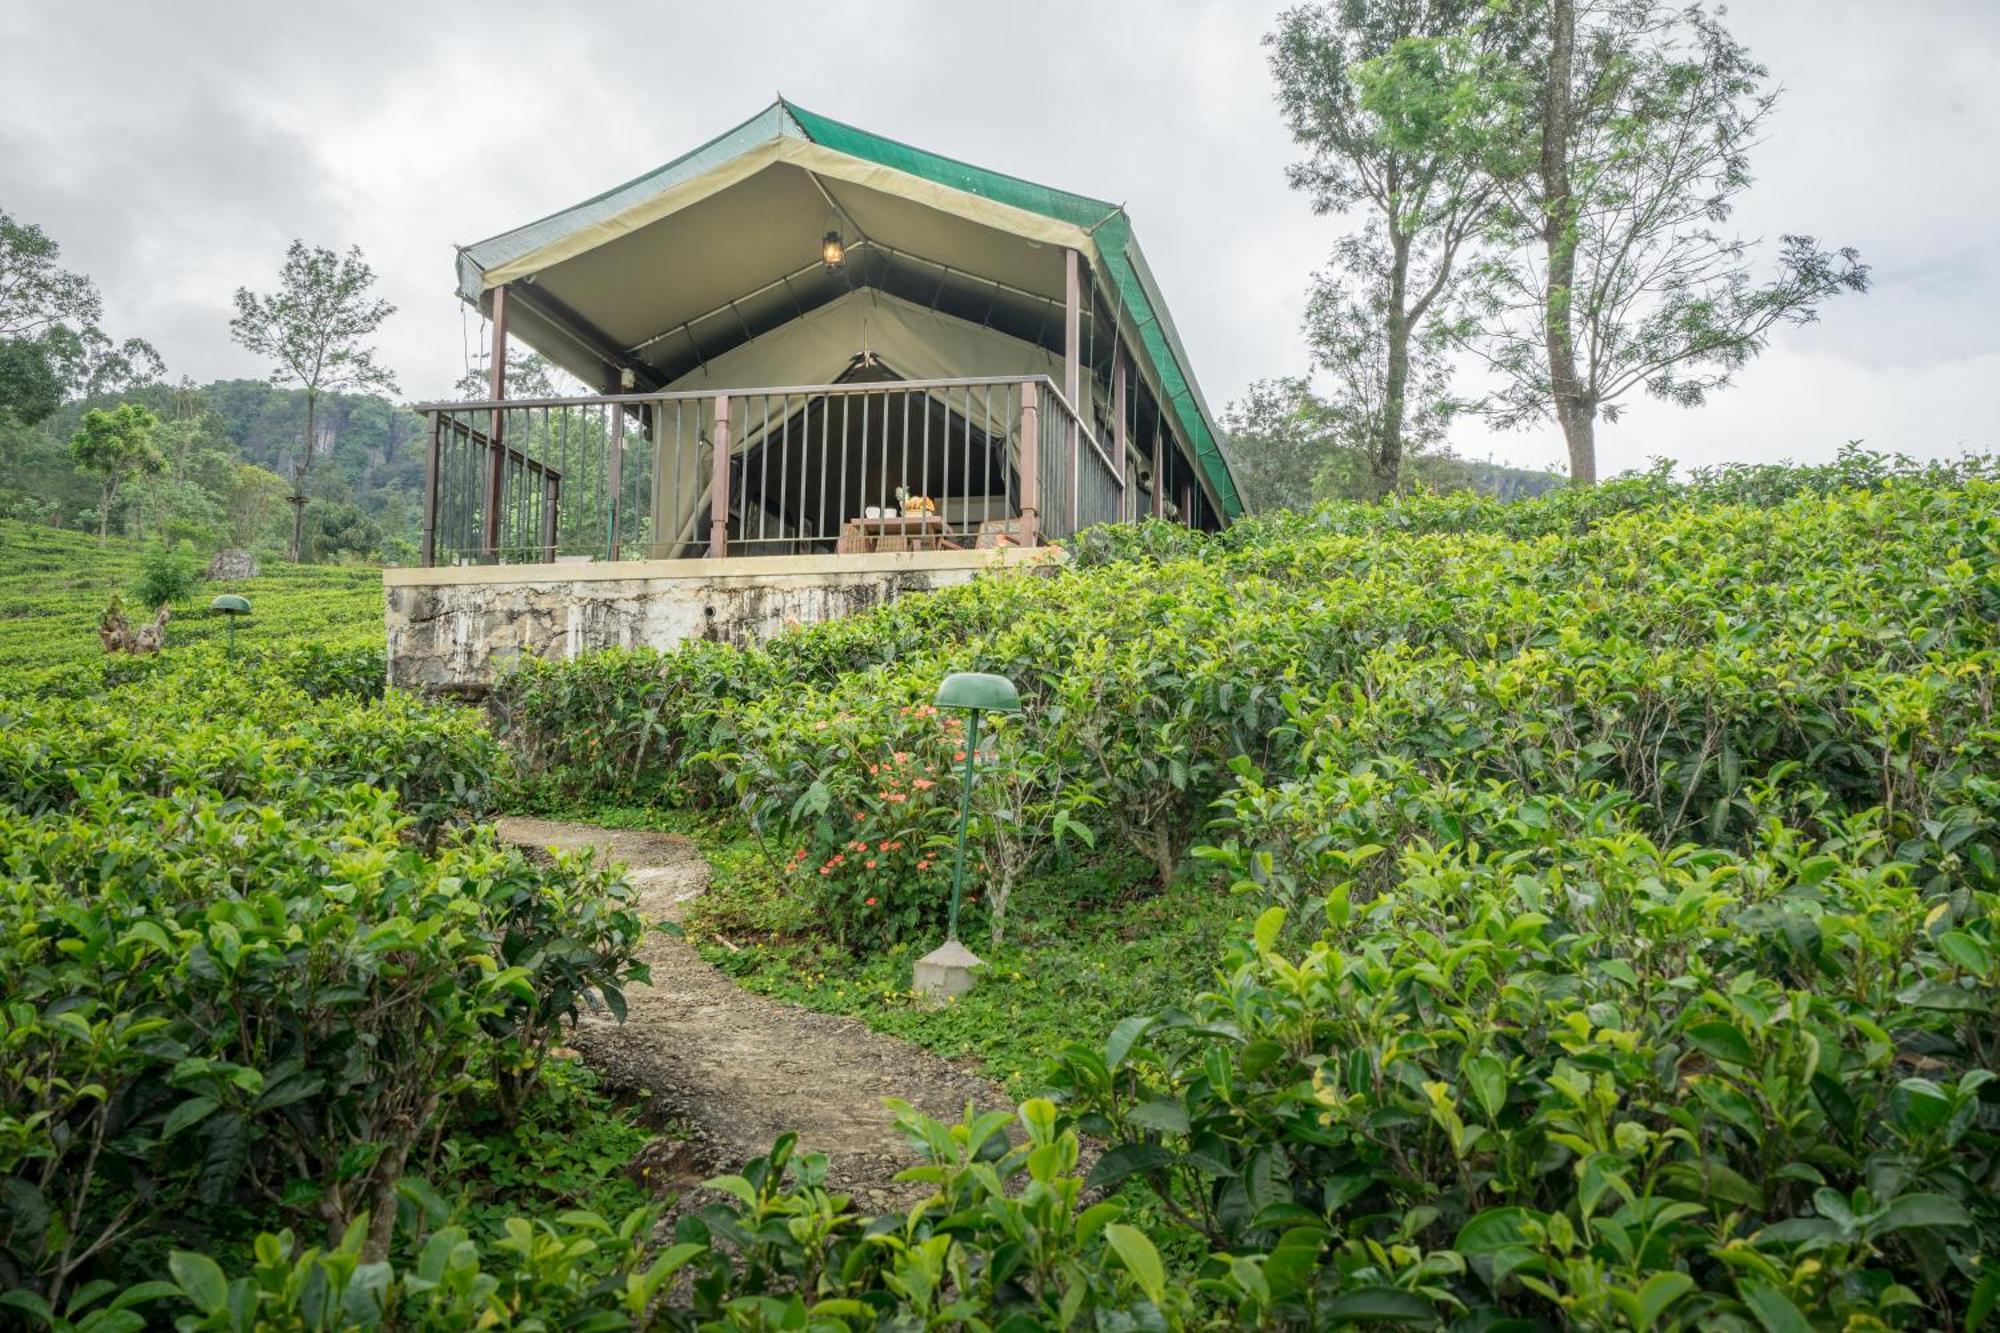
[1426,455,1566,501]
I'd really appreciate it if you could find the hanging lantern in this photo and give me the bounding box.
[821,228,845,270]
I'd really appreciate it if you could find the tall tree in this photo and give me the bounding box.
[1267,0,1497,497]
[0,210,163,415]
[230,241,397,561]
[1454,0,1869,482]
[1223,378,1341,511]
[69,403,162,543]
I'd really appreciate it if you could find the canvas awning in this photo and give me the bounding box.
[456,99,1242,521]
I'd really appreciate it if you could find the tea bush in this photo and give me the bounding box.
[0,655,646,1305]
[59,1104,1184,1332]
[485,452,2000,1326]
[498,456,2000,950]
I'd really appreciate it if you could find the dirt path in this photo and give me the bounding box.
[498,817,1010,1212]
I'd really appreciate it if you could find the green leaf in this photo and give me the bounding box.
[1125,1100,1190,1135]
[1102,1223,1165,1307]
[1457,1207,1538,1255]
[161,1095,220,1140]
[1938,929,1992,975]
[1253,905,1286,957]
[1873,1192,1971,1235]
[0,1291,52,1325]
[1317,1287,1436,1324]
[1085,1143,1174,1191]
[168,1251,229,1316]
[1740,1281,1813,1333]
[1637,1271,1694,1330]
[1462,1051,1506,1121]
[1686,1020,1756,1066]
[1105,1015,1155,1072]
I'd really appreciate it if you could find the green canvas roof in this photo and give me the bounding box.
[457,100,1242,520]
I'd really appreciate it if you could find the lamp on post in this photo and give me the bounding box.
[210,594,251,660]
[913,671,1020,999]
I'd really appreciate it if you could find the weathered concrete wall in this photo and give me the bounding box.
[384,548,1056,693]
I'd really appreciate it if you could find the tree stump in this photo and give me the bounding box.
[99,597,171,655]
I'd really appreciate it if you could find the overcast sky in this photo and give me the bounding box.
[3,1,1995,478]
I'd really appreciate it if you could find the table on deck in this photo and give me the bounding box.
[835,514,962,553]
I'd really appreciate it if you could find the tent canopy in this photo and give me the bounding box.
[456,99,1242,521]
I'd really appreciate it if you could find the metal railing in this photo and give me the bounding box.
[413,374,1121,566]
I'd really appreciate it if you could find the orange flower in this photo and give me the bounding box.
[865,896,878,906]
[912,779,935,790]
[886,793,907,803]
[865,859,878,869]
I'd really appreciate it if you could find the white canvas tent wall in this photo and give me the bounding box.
[647,288,1063,553]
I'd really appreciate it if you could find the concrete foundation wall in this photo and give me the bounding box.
[384,548,1055,693]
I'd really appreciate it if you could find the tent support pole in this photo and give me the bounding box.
[1152,424,1165,520]
[1063,249,1080,535]
[483,284,509,559]
[709,394,732,558]
[1111,350,1126,524]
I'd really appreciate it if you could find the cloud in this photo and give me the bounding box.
[1,0,1994,473]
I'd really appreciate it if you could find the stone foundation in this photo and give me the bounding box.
[383,547,1056,693]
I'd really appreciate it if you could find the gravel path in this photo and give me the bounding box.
[497,816,1011,1212]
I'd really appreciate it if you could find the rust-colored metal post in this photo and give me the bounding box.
[541,472,559,561]
[1063,248,1081,534]
[606,402,624,561]
[708,393,732,557]
[420,409,441,566]
[1111,350,1126,524]
[1152,424,1165,520]
[1017,380,1040,546]
[482,284,509,558]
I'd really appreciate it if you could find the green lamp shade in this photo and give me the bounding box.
[210,595,252,615]
[935,671,1020,712]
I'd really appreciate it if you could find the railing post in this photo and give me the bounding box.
[1111,350,1127,524]
[605,402,624,561]
[541,472,559,561]
[1017,381,1040,546]
[482,283,509,559]
[420,410,440,566]
[709,393,732,558]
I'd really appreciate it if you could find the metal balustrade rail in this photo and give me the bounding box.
[413,375,1123,566]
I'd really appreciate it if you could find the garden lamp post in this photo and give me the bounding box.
[210,594,251,660]
[913,670,1020,999]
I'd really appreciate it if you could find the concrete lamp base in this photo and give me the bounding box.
[913,938,984,1000]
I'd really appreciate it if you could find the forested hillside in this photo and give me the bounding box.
[0,378,427,562]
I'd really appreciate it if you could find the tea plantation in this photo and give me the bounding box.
[5,450,2000,1328]
[0,520,382,676]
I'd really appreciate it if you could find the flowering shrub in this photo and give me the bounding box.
[767,699,966,947]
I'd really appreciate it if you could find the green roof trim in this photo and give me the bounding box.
[780,101,1241,520]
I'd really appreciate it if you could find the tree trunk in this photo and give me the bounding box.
[99,476,114,544]
[289,389,317,562]
[1539,0,1596,485]
[1377,229,1414,499]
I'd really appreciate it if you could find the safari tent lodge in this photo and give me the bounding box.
[386,100,1242,690]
